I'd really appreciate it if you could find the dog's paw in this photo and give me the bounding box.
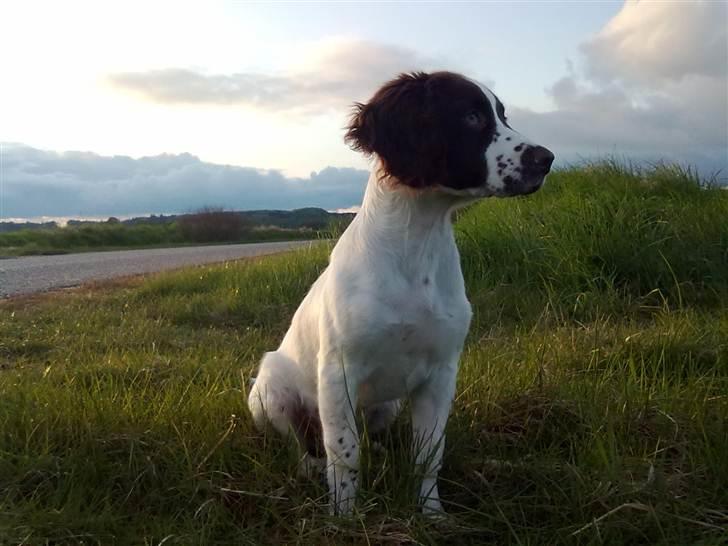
[328,496,356,517]
[297,453,326,480]
[328,476,357,517]
[421,498,446,518]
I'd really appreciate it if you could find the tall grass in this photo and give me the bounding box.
[1,163,726,544]
[458,161,727,325]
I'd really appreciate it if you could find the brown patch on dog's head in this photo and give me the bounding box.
[346,72,440,188]
[345,71,496,190]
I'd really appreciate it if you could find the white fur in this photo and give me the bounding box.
[248,78,541,516]
[249,163,472,515]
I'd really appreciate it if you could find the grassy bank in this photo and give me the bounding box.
[0,222,315,257]
[1,163,726,544]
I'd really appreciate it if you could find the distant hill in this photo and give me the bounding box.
[0,208,356,233]
[238,208,355,230]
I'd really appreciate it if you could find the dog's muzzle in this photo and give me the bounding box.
[515,145,555,195]
[522,145,555,177]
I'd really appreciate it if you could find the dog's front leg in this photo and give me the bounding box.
[410,362,458,515]
[318,359,360,516]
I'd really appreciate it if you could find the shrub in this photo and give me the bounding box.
[177,207,249,243]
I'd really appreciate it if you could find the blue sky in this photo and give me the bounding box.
[228,1,622,111]
[1,1,725,219]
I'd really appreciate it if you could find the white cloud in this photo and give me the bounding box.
[581,0,727,84]
[511,0,727,179]
[109,39,437,115]
[108,8,727,178]
[1,144,369,218]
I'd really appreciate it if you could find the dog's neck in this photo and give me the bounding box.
[354,162,462,279]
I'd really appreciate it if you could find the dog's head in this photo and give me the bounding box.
[345,71,554,197]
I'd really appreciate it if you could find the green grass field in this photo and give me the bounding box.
[0,222,313,257]
[1,163,727,544]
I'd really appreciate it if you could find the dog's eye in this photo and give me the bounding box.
[464,111,483,128]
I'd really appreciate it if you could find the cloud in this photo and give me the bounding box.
[510,0,727,179]
[108,8,726,177]
[581,0,727,84]
[6,3,726,222]
[1,143,369,218]
[109,39,435,115]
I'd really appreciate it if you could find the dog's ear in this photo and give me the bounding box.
[344,102,376,155]
[344,72,447,188]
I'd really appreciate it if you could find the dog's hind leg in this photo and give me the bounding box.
[248,351,304,439]
[248,352,325,475]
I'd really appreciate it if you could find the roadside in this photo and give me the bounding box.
[0,231,315,258]
[0,240,315,298]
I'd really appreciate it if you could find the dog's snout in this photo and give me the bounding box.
[522,146,555,175]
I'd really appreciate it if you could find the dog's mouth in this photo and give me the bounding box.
[434,171,548,199]
[516,174,546,195]
[490,173,546,197]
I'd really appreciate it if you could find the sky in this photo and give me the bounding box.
[1,0,726,220]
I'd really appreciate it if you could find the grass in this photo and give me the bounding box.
[1,162,727,544]
[0,222,314,257]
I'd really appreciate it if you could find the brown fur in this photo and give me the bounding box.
[345,71,496,191]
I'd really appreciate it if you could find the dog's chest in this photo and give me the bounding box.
[354,270,471,405]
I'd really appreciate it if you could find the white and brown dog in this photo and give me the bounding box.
[248,71,554,515]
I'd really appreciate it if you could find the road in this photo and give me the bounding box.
[0,241,314,298]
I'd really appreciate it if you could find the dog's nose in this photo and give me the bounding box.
[522,146,555,175]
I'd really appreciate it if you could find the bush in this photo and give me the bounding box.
[177,207,249,243]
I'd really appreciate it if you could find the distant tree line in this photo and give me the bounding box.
[1,207,355,233]
[0,207,356,255]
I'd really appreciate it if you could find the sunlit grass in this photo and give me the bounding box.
[1,162,726,544]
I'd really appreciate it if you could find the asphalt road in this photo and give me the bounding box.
[0,241,314,298]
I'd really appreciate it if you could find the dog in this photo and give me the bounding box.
[248,71,554,515]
